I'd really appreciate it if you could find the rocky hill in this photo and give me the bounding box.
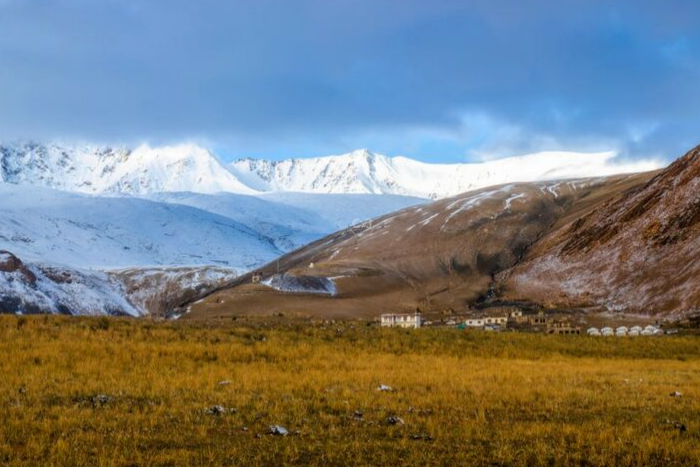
[0,250,237,317]
[501,143,700,318]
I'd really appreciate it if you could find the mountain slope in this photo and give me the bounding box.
[147,192,424,252]
[500,143,700,318]
[0,250,238,317]
[0,184,281,270]
[0,250,140,316]
[231,149,660,199]
[0,182,423,271]
[187,174,653,320]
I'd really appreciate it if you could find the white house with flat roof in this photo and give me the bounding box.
[381,312,422,329]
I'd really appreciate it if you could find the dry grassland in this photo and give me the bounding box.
[1,315,699,466]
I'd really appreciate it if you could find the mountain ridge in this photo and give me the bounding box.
[0,141,255,195]
[0,142,661,199]
[230,148,661,199]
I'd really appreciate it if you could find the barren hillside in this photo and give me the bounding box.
[188,173,653,320]
[501,144,700,318]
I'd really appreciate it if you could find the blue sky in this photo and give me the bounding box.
[0,0,699,163]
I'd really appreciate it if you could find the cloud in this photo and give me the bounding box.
[0,0,699,161]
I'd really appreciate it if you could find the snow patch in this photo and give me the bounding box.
[262,274,337,295]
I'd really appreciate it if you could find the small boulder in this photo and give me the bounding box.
[205,405,225,415]
[268,425,289,436]
[386,416,405,426]
[674,422,687,433]
[92,394,112,407]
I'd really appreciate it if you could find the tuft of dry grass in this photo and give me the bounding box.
[1,315,699,466]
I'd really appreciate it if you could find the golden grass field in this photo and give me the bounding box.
[1,315,699,466]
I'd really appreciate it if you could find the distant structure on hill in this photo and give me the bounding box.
[381,312,422,329]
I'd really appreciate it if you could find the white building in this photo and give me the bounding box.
[601,327,614,337]
[484,316,508,326]
[380,312,422,329]
[465,318,485,327]
[587,327,600,336]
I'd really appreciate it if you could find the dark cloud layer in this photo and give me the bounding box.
[0,0,698,161]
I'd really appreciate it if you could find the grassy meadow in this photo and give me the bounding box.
[1,315,699,466]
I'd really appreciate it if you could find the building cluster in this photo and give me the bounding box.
[380,309,667,337]
[464,309,581,334]
[586,325,663,337]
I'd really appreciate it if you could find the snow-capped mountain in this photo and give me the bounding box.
[231,149,661,199]
[1,142,661,200]
[0,140,664,317]
[0,142,255,195]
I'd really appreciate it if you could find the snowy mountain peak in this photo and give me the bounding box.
[230,149,661,199]
[347,148,375,160]
[0,142,256,195]
[1,142,662,199]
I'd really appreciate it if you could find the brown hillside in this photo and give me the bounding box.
[501,144,700,318]
[187,174,651,320]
